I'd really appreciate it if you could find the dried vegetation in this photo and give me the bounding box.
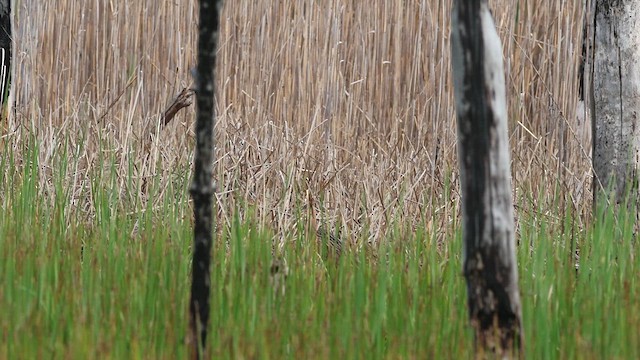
[3,0,591,246]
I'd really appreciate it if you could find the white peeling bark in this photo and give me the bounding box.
[451,0,522,355]
[592,0,640,206]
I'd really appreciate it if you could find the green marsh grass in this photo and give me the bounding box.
[2,142,640,359]
[1,0,633,358]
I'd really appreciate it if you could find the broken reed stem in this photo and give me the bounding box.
[140,87,195,196]
[162,87,194,128]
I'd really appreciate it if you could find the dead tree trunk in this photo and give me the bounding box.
[591,0,640,209]
[188,0,223,358]
[0,0,10,109]
[450,0,523,356]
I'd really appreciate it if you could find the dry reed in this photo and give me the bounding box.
[3,0,591,247]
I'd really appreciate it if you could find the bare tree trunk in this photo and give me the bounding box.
[188,0,223,358]
[0,0,10,109]
[592,0,640,209]
[450,0,523,356]
[580,0,595,159]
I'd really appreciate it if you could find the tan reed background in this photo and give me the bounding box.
[4,0,591,246]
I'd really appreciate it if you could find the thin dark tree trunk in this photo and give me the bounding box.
[451,0,523,356]
[188,0,223,358]
[0,0,10,107]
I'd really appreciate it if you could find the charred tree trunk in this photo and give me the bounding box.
[591,0,640,209]
[0,0,10,109]
[188,0,223,358]
[451,0,523,356]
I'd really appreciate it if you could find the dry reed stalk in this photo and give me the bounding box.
[3,0,591,246]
